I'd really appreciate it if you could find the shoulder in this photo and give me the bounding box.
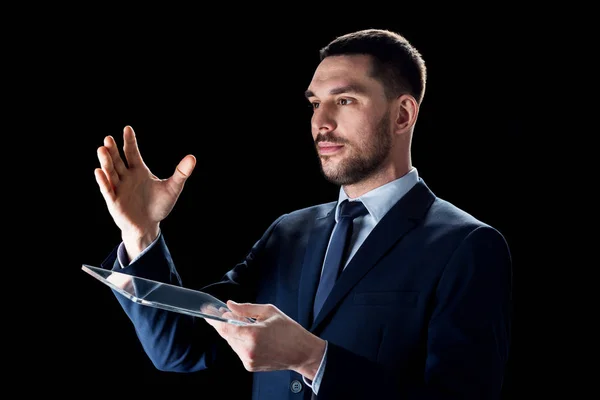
[426,196,509,253]
[258,201,337,234]
[286,201,337,219]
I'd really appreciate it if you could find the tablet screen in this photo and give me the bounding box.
[82,264,254,326]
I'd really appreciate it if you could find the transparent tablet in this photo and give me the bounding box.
[82,264,255,326]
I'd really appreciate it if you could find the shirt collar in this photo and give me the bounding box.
[335,167,419,223]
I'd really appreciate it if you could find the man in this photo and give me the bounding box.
[94,28,512,399]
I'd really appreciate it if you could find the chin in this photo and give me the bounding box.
[321,167,351,186]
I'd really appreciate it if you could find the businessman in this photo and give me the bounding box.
[94,28,512,399]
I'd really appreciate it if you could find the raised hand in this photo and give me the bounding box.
[94,125,196,259]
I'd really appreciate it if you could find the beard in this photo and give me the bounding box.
[315,110,392,186]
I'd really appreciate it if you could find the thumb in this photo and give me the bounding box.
[227,301,264,318]
[171,154,196,187]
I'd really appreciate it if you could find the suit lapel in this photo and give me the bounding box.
[297,205,336,329]
[311,180,436,330]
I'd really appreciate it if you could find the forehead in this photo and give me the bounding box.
[307,54,380,95]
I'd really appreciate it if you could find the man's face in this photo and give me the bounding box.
[305,54,393,186]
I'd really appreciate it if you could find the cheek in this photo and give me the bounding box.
[345,114,373,138]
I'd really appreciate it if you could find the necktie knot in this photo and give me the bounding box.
[339,200,367,220]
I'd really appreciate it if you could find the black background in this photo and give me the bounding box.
[11,6,582,398]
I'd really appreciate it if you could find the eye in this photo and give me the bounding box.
[337,98,353,105]
[310,102,320,109]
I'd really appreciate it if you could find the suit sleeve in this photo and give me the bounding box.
[317,225,513,399]
[100,215,285,373]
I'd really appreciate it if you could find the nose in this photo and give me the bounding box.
[311,105,337,134]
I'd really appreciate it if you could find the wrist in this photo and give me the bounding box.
[121,226,160,260]
[294,336,326,380]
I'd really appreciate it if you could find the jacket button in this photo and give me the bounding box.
[290,379,303,393]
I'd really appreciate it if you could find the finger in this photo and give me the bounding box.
[224,312,249,324]
[170,154,196,188]
[122,125,145,168]
[94,168,116,203]
[205,317,247,348]
[104,135,128,177]
[205,318,230,336]
[200,304,220,316]
[97,146,120,191]
[227,301,265,319]
[220,310,240,321]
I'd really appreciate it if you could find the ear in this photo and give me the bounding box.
[394,94,419,134]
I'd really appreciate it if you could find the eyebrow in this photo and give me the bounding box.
[304,84,367,99]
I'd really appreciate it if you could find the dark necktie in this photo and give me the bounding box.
[313,200,368,322]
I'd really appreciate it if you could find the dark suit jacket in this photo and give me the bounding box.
[102,179,512,399]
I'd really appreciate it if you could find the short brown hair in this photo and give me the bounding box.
[319,29,427,104]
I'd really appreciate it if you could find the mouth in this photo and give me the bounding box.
[317,142,344,155]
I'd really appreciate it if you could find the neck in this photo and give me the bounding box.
[343,163,412,199]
